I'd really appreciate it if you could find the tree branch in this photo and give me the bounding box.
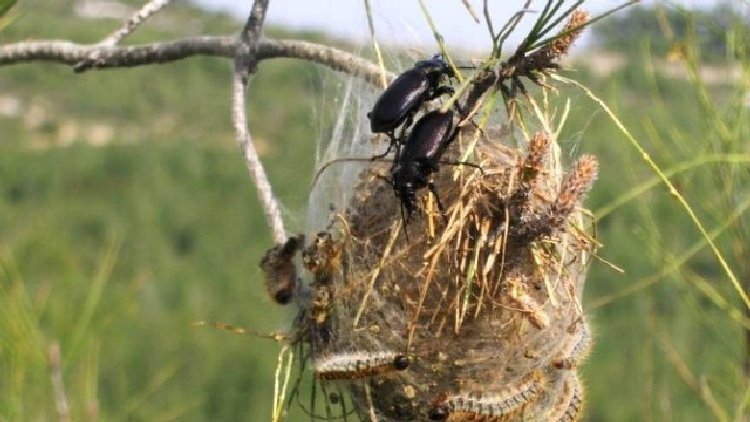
[0,37,391,86]
[101,0,175,46]
[231,0,288,244]
[236,0,269,81]
[0,9,394,244]
[74,0,176,72]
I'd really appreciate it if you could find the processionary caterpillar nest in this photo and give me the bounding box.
[291,127,597,421]
[254,7,602,420]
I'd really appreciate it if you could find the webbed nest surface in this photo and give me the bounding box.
[298,128,596,421]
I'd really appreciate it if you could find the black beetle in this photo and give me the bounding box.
[387,109,456,224]
[368,55,456,157]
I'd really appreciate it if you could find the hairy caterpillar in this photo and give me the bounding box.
[314,351,409,380]
[552,322,592,370]
[428,370,544,420]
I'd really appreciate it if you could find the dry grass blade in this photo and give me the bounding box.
[460,0,480,24]
[363,0,388,89]
[48,342,71,422]
[554,74,750,311]
[657,330,731,421]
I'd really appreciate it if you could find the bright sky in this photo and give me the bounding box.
[192,0,719,53]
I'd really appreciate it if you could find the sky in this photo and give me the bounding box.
[191,0,720,53]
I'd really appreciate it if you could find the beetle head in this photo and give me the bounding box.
[415,54,454,79]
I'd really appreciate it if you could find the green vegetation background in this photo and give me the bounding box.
[1,1,748,421]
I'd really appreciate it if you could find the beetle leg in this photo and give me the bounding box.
[391,117,413,166]
[398,114,415,139]
[375,173,395,189]
[499,81,512,100]
[453,100,471,120]
[527,71,555,91]
[392,142,403,168]
[459,117,486,142]
[526,71,542,86]
[400,204,410,242]
[371,131,398,160]
[433,85,455,100]
[371,143,394,160]
[438,160,485,176]
[513,76,528,96]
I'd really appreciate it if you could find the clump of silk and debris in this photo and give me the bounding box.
[291,128,597,421]
[259,9,598,422]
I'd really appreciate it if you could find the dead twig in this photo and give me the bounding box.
[74,0,176,72]
[0,38,392,87]
[231,0,288,244]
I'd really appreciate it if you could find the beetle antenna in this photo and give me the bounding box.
[437,160,485,175]
[312,157,392,188]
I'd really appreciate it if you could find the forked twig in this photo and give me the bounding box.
[232,0,287,244]
[0,38,391,87]
[75,0,176,72]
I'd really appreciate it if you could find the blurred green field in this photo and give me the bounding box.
[1,1,749,421]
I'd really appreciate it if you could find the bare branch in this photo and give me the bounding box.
[0,37,391,86]
[262,39,394,86]
[0,0,392,245]
[74,0,176,72]
[232,70,287,244]
[236,0,270,82]
[102,0,175,46]
[0,34,392,244]
[363,0,388,89]
[232,0,288,244]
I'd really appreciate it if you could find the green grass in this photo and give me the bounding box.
[0,1,330,418]
[557,43,750,420]
[0,143,288,420]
